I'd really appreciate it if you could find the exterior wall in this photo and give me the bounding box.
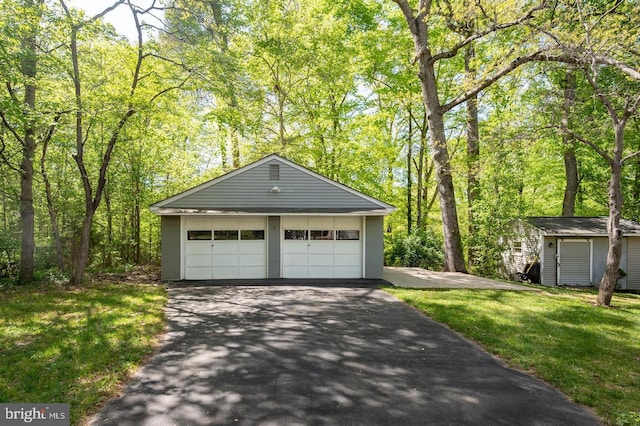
[161,216,181,281]
[364,216,384,279]
[267,216,281,278]
[542,237,557,286]
[627,237,640,290]
[501,221,542,281]
[163,159,381,211]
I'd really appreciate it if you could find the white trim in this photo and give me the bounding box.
[152,208,390,216]
[361,216,366,278]
[180,216,185,280]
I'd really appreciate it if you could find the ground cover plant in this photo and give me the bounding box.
[384,286,640,426]
[0,282,167,425]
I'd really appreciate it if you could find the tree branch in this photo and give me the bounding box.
[441,50,544,113]
[430,3,546,65]
[0,110,25,146]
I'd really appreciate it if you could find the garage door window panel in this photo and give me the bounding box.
[285,230,308,240]
[337,230,360,240]
[241,230,265,240]
[311,230,334,240]
[188,230,212,240]
[214,230,239,240]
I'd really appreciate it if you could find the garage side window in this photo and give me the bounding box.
[285,230,308,240]
[214,230,239,240]
[337,230,360,240]
[188,230,212,240]
[241,230,265,240]
[310,230,334,240]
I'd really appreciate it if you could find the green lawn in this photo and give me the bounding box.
[384,286,640,426]
[0,282,167,425]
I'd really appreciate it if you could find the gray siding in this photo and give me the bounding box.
[163,159,382,211]
[591,238,608,286]
[627,237,640,290]
[542,237,557,286]
[161,216,181,281]
[364,216,384,279]
[267,216,281,278]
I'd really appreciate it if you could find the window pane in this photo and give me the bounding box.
[337,230,360,240]
[310,230,334,240]
[214,230,238,240]
[241,230,265,240]
[285,230,308,240]
[188,230,212,240]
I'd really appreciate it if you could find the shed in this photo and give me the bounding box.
[503,216,640,289]
[151,154,395,281]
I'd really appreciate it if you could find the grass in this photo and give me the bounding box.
[0,281,167,425]
[384,286,640,426]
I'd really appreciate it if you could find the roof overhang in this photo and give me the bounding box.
[151,207,394,216]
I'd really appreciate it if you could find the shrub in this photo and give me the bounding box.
[384,230,444,270]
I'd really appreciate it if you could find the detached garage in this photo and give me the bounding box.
[151,154,395,281]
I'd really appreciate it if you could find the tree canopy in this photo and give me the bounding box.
[0,0,638,305]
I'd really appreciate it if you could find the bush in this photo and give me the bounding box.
[385,230,444,270]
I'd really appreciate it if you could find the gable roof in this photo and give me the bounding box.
[151,154,395,215]
[526,216,640,236]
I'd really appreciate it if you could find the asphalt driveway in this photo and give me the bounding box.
[92,285,600,425]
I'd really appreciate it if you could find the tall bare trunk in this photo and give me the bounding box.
[394,0,467,272]
[465,45,480,269]
[407,106,413,234]
[561,67,578,217]
[40,126,64,272]
[18,0,41,284]
[597,125,625,306]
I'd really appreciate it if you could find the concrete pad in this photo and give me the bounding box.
[384,267,537,290]
[91,286,599,425]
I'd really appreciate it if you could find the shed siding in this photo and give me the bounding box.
[542,237,557,286]
[161,216,181,281]
[364,216,384,279]
[163,159,380,211]
[626,237,640,290]
[267,216,281,278]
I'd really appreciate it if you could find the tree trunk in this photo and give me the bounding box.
[465,45,480,269]
[395,0,467,272]
[407,106,412,234]
[597,125,625,306]
[41,131,64,272]
[18,0,41,284]
[561,67,578,217]
[72,210,94,286]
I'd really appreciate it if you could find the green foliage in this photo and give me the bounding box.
[385,287,640,426]
[384,230,444,270]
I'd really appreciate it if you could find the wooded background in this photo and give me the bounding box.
[1,0,638,304]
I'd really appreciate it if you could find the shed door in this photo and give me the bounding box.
[626,238,640,290]
[557,240,592,286]
[185,217,266,279]
[282,216,362,278]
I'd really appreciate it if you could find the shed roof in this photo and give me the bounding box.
[526,216,640,236]
[151,154,395,216]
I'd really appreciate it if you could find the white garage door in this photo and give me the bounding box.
[185,217,266,279]
[282,216,362,278]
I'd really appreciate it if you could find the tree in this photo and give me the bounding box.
[59,0,189,284]
[540,0,640,306]
[391,0,547,272]
[0,0,46,283]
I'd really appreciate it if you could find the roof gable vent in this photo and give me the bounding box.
[269,164,280,180]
